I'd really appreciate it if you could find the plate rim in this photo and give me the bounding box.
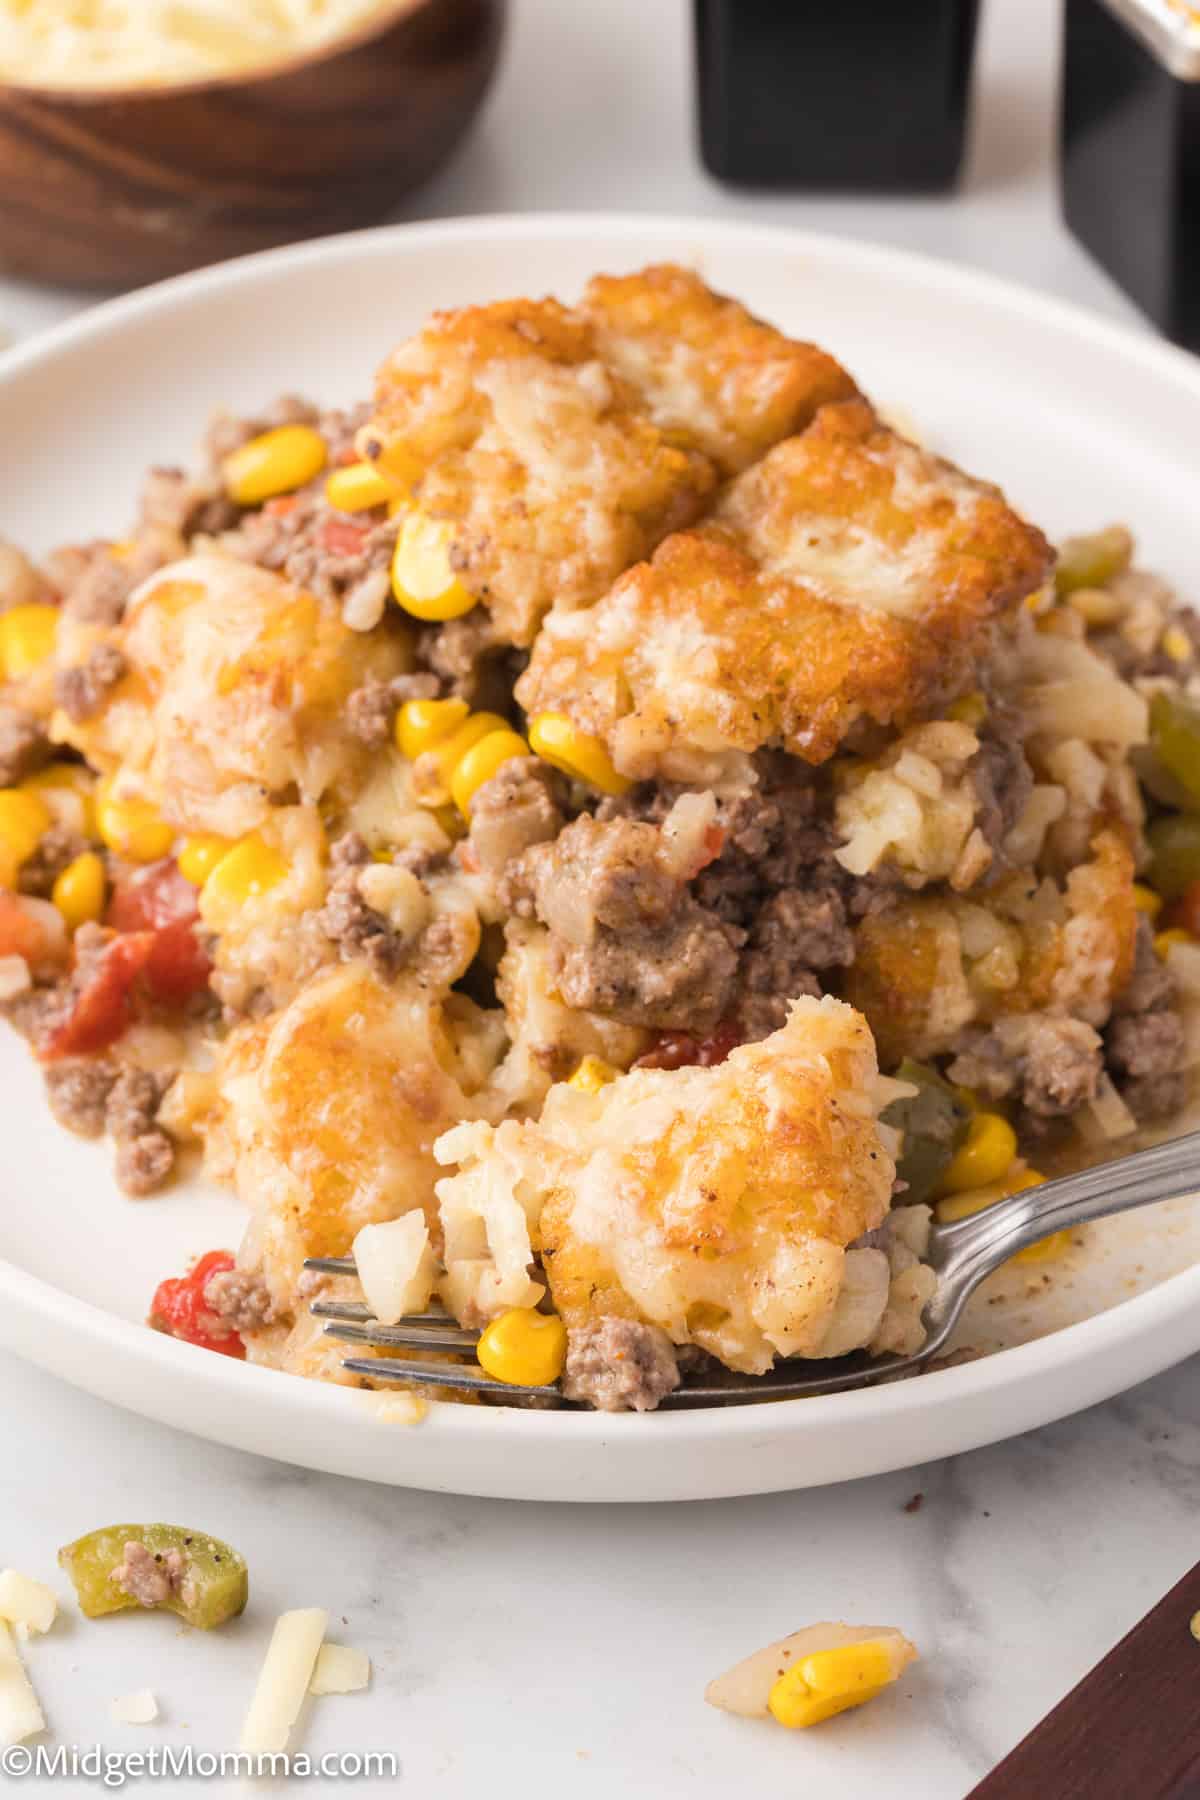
[4,209,1200,1489]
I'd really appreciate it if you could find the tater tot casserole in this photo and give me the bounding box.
[2,263,1198,1411]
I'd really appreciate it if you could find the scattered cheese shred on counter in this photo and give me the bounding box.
[0,1619,45,1747]
[0,0,409,89]
[240,1608,327,1755]
[310,1644,371,1696]
[111,1690,159,1725]
[0,1571,58,1636]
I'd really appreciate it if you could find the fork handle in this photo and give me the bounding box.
[926,1128,1200,1340]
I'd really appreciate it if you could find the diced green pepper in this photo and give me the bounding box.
[58,1524,248,1629]
[1053,526,1133,597]
[881,1058,972,1206]
[1146,813,1200,902]
[1149,692,1200,811]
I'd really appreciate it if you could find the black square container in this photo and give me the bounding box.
[694,0,981,190]
[1061,0,1200,350]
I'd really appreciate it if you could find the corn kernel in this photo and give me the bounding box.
[177,833,232,886]
[768,1638,907,1731]
[387,494,411,520]
[222,424,327,507]
[395,697,470,762]
[95,782,173,863]
[1023,584,1054,616]
[325,462,393,513]
[476,1308,568,1388]
[1066,585,1124,627]
[1132,883,1162,920]
[568,1055,618,1094]
[1155,928,1193,960]
[936,1111,1017,1197]
[202,834,288,907]
[528,712,631,796]
[0,787,50,887]
[51,851,106,930]
[390,511,476,621]
[946,691,988,728]
[1163,625,1194,665]
[450,729,529,816]
[410,712,508,808]
[23,763,97,839]
[0,603,59,680]
[1012,1229,1072,1266]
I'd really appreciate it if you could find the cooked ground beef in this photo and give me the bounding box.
[418,612,504,704]
[221,479,398,604]
[467,757,564,902]
[1121,1070,1190,1124]
[203,1267,282,1333]
[52,540,166,625]
[735,886,851,1039]
[1111,918,1174,1018]
[345,671,440,746]
[518,813,742,1033]
[949,1014,1103,1119]
[330,830,370,870]
[1092,606,1200,682]
[54,644,127,723]
[203,393,319,466]
[115,1131,176,1197]
[969,730,1034,870]
[1107,1009,1186,1083]
[105,1067,173,1141]
[0,704,50,786]
[317,860,409,979]
[562,1317,682,1412]
[18,825,86,898]
[111,1540,190,1609]
[1104,918,1188,1113]
[44,1058,118,1137]
[139,465,239,539]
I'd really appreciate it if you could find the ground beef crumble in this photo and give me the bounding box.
[466,757,564,905]
[562,1317,682,1412]
[316,833,413,979]
[18,825,86,898]
[54,643,127,722]
[44,1058,119,1137]
[203,1267,282,1333]
[1105,921,1188,1121]
[111,1541,192,1610]
[0,704,50,786]
[345,672,441,747]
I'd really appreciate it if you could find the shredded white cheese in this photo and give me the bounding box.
[0,1572,57,1637]
[240,1608,327,1755]
[0,1,410,90]
[309,1644,370,1696]
[111,1689,159,1725]
[0,1620,45,1748]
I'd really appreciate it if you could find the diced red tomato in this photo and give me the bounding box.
[318,517,370,558]
[635,1019,742,1072]
[42,931,156,1059]
[263,495,299,517]
[1164,879,1200,938]
[106,859,211,1005]
[334,443,360,467]
[149,1250,246,1359]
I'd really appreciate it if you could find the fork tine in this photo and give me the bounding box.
[303,1256,357,1276]
[321,1319,482,1353]
[341,1356,563,1402]
[311,1300,479,1335]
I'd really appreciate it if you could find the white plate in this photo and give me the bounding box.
[3,213,1200,1503]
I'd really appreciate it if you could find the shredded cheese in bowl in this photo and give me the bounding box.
[0,0,410,90]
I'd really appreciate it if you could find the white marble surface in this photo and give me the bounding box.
[2,0,1198,1794]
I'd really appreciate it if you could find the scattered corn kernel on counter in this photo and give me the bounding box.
[1,262,1198,1412]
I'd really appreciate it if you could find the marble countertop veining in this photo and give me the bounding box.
[2,1,1198,1794]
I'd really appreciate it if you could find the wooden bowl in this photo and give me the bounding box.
[0,0,506,289]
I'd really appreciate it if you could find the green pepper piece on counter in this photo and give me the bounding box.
[1149,692,1200,810]
[1053,525,1133,597]
[58,1524,248,1628]
[1146,813,1200,902]
[881,1058,972,1206]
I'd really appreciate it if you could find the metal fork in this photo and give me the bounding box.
[304,1129,1200,1408]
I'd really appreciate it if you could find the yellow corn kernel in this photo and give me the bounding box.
[95,782,173,863]
[1013,1229,1072,1266]
[387,494,412,520]
[1132,883,1162,920]
[568,1055,618,1094]
[1155,928,1193,960]
[0,603,59,680]
[324,462,393,513]
[476,1308,568,1389]
[0,787,50,887]
[177,833,232,886]
[222,424,327,507]
[22,762,97,839]
[1163,625,1193,665]
[451,729,529,816]
[390,511,476,622]
[202,834,288,907]
[1023,584,1055,616]
[946,691,988,728]
[527,711,631,796]
[768,1638,906,1731]
[395,697,470,762]
[1065,585,1124,627]
[936,1111,1017,1197]
[411,712,508,808]
[51,850,106,930]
